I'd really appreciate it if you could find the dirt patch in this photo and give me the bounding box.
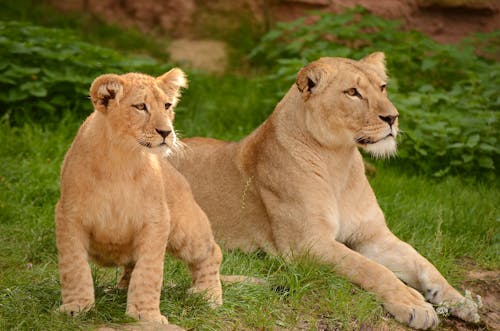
[457,268,500,330]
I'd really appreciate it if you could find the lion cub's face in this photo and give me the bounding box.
[89,69,187,155]
[296,52,399,158]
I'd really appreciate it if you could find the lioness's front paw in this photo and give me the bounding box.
[438,290,481,323]
[126,308,168,324]
[384,287,438,330]
[58,300,94,316]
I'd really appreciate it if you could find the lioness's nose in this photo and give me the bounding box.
[155,129,171,138]
[379,115,398,126]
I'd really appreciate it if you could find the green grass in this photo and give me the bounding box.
[0,109,498,330]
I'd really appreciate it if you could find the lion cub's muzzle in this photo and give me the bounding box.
[154,128,175,149]
[138,127,176,151]
[156,128,172,141]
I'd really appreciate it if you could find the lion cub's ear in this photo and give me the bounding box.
[90,74,124,113]
[360,52,386,75]
[296,62,328,101]
[157,68,188,107]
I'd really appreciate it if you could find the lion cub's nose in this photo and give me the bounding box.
[379,115,398,126]
[155,129,171,138]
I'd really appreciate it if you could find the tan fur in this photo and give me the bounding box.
[55,69,222,324]
[170,54,480,329]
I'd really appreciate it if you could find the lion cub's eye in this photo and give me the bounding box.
[165,103,172,110]
[380,84,387,92]
[133,103,148,112]
[345,88,362,98]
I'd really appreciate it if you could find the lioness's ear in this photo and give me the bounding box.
[157,68,188,105]
[90,74,124,113]
[361,52,386,75]
[296,62,328,101]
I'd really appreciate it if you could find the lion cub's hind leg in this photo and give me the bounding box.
[186,243,223,308]
[167,202,223,307]
[170,232,223,308]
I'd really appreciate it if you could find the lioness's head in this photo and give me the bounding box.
[296,52,399,158]
[90,68,187,155]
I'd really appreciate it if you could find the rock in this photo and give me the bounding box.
[168,39,228,74]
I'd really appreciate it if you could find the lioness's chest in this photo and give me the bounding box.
[329,174,384,243]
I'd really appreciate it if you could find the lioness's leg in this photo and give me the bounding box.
[303,237,438,329]
[356,230,480,323]
[264,201,438,329]
[126,225,169,324]
[55,214,94,315]
[167,205,223,307]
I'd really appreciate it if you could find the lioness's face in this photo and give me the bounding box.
[297,52,399,158]
[90,69,187,155]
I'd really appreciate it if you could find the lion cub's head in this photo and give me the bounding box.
[296,52,399,158]
[89,68,187,155]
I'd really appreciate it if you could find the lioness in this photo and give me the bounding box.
[170,53,480,329]
[55,69,222,324]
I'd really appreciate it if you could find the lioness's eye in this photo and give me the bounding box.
[165,103,172,110]
[133,103,148,112]
[345,88,362,98]
[380,84,387,92]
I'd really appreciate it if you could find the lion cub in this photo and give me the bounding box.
[55,69,222,324]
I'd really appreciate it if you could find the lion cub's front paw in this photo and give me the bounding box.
[126,307,168,324]
[58,300,94,316]
[384,287,438,330]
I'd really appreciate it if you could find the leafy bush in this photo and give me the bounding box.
[250,7,499,178]
[0,21,170,124]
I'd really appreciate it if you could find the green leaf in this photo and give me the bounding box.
[448,143,464,149]
[478,157,494,169]
[421,58,438,71]
[478,143,499,154]
[462,154,474,163]
[466,134,480,148]
[20,81,47,97]
[433,167,450,177]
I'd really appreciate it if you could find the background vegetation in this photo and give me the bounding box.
[0,2,498,330]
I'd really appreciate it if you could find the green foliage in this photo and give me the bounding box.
[0,21,170,124]
[250,7,499,178]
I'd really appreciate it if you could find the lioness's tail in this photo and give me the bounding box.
[220,275,266,285]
